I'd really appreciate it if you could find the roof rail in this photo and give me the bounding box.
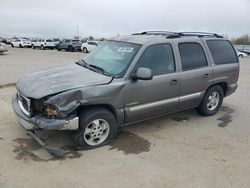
[132,31,178,36]
[132,31,223,39]
[166,32,223,39]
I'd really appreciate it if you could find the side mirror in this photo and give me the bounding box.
[132,67,153,81]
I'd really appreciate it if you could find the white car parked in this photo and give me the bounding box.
[0,41,7,54]
[11,39,31,48]
[81,41,99,53]
[32,38,55,50]
[236,50,248,58]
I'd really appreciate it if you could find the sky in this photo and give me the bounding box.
[0,0,249,39]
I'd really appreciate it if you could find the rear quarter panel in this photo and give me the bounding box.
[202,38,240,87]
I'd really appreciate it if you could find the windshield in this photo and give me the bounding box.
[83,41,140,77]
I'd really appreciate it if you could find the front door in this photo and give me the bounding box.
[124,43,180,123]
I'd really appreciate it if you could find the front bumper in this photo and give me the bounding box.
[73,46,82,50]
[12,95,79,131]
[23,44,31,47]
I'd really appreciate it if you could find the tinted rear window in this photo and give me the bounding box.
[207,40,238,64]
[179,43,207,71]
[46,39,53,42]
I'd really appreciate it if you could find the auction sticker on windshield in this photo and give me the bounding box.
[117,47,134,53]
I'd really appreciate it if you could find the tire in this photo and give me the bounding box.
[11,44,14,47]
[32,44,35,49]
[197,85,224,116]
[73,107,118,150]
[83,47,88,53]
[19,44,23,48]
[41,45,45,50]
[68,46,74,52]
[238,54,243,58]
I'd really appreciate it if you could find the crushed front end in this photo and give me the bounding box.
[12,91,79,157]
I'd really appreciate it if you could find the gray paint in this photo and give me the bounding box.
[12,34,239,130]
[17,63,112,99]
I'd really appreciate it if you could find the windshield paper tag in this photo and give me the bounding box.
[118,47,134,53]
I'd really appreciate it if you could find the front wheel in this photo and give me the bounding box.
[73,108,117,150]
[197,85,224,116]
[41,45,45,50]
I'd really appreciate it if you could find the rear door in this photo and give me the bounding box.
[13,39,20,47]
[176,40,213,108]
[124,43,180,123]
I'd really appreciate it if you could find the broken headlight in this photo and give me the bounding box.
[32,99,59,118]
[46,106,58,117]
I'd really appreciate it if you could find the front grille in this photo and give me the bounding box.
[17,92,31,116]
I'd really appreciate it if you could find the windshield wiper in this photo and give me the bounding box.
[76,59,88,67]
[89,64,114,77]
[76,60,113,77]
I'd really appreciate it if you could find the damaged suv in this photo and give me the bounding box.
[12,31,239,157]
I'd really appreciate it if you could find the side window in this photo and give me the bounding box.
[135,44,175,76]
[179,43,207,71]
[207,40,238,64]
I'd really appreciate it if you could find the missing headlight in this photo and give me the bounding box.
[46,107,58,117]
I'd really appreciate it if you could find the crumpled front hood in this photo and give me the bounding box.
[17,63,112,99]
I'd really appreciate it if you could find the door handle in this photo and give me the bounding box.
[202,73,209,79]
[169,79,179,86]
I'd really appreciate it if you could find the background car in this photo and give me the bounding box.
[32,38,55,50]
[31,39,39,48]
[0,40,8,53]
[236,50,248,58]
[57,39,82,51]
[53,38,61,49]
[0,37,7,44]
[81,41,99,53]
[11,38,31,48]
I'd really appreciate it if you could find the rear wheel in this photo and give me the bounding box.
[239,54,243,58]
[19,44,23,48]
[41,45,45,50]
[68,46,74,52]
[11,44,14,47]
[83,47,88,53]
[73,108,118,150]
[197,85,224,116]
[32,44,35,49]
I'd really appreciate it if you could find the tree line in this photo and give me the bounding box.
[231,35,250,45]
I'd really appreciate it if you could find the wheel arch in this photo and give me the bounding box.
[76,104,119,123]
[207,82,227,96]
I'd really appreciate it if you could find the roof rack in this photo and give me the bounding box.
[132,31,178,36]
[132,31,223,39]
[167,32,223,39]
